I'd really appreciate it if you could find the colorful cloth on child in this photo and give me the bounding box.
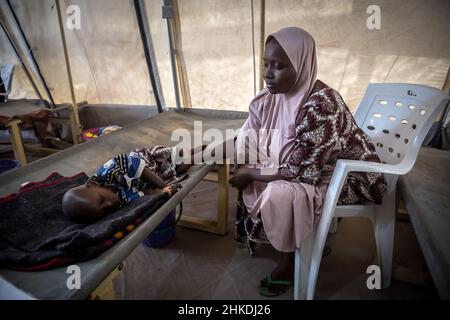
[130,145,177,179]
[89,145,177,206]
[90,153,147,205]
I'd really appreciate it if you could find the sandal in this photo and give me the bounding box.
[258,273,292,297]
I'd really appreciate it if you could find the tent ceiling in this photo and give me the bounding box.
[1,0,449,111]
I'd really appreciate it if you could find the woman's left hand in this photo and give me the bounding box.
[229,167,257,190]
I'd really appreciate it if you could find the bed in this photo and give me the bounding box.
[0,108,247,299]
[0,99,81,165]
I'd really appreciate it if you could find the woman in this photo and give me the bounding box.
[229,27,386,297]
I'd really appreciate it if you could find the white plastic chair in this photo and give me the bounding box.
[294,83,450,300]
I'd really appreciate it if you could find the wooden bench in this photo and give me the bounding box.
[398,147,450,298]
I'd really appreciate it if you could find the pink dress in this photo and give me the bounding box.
[234,28,385,254]
[234,80,386,254]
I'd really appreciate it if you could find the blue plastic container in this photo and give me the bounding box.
[142,210,176,248]
[0,159,20,174]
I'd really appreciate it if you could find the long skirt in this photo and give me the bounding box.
[235,179,329,255]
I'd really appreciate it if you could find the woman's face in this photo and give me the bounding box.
[263,38,297,94]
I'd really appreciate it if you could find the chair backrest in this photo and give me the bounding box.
[354,83,449,172]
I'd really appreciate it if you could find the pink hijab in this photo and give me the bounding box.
[237,27,318,166]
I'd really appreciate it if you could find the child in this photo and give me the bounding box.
[62,145,201,224]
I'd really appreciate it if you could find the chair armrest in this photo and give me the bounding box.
[323,159,402,217]
[335,159,407,176]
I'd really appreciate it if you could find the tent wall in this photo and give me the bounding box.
[264,0,450,109]
[0,23,38,100]
[2,0,157,105]
[1,0,449,111]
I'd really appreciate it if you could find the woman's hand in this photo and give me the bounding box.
[229,168,289,190]
[228,167,257,190]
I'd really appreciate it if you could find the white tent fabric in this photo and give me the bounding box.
[0,24,38,100]
[1,0,449,111]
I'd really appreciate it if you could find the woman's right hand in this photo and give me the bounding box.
[228,167,257,190]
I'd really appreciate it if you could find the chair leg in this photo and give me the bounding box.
[328,218,338,234]
[293,231,315,300]
[305,206,338,299]
[374,188,396,288]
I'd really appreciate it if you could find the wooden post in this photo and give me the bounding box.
[55,0,82,144]
[88,262,125,300]
[258,0,266,91]
[6,119,27,166]
[216,164,229,235]
[171,0,191,108]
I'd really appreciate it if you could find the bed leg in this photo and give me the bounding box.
[6,119,27,166]
[179,164,229,235]
[216,164,229,235]
[88,262,125,300]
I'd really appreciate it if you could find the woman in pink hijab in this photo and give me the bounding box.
[230,27,386,297]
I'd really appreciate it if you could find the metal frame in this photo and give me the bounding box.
[133,0,165,113]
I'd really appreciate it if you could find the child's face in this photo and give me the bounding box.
[82,183,121,216]
[64,184,121,222]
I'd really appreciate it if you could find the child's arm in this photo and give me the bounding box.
[175,144,207,174]
[141,167,166,189]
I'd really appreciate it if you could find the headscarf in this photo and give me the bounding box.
[236,27,318,168]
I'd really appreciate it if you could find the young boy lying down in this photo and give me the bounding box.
[62,145,203,224]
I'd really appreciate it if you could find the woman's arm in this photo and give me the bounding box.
[228,167,289,190]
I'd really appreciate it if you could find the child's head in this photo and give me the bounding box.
[62,183,120,223]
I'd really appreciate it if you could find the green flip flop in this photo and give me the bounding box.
[258,273,292,297]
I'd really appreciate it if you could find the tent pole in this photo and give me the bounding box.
[163,0,181,111]
[133,0,165,113]
[258,0,265,91]
[55,0,81,144]
[170,0,191,108]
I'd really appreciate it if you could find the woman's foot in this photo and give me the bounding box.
[258,246,332,297]
[259,252,294,297]
[263,252,294,284]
